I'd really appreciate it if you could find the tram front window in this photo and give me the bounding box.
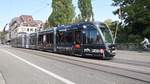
[101,27,113,43]
[83,25,103,44]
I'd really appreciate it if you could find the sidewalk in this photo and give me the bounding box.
[0,72,5,84]
[116,50,150,62]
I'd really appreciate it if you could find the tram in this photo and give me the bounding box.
[11,22,116,59]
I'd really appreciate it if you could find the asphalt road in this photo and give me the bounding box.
[0,45,150,84]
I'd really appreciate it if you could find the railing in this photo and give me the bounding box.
[116,43,142,51]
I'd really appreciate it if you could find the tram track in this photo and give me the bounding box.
[109,58,150,68]
[8,47,150,83]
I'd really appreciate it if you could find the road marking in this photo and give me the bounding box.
[0,49,75,84]
[0,72,5,84]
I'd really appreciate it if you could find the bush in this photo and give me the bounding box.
[128,34,142,43]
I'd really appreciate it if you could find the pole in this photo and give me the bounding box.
[113,21,119,44]
[113,6,123,44]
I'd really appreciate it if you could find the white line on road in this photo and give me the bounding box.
[0,49,75,84]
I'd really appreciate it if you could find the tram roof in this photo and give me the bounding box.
[39,21,106,33]
[56,21,100,30]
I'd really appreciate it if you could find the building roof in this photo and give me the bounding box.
[9,15,43,29]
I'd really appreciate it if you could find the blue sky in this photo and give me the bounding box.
[0,0,118,30]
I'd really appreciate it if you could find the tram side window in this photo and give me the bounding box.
[75,31,81,44]
[50,33,54,44]
[57,31,66,45]
[38,35,43,45]
[46,33,50,44]
[30,34,37,45]
[24,35,26,46]
[101,27,113,43]
[46,33,53,47]
[33,37,36,45]
[30,36,33,45]
[57,30,74,45]
[65,31,74,44]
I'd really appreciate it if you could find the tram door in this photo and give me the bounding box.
[73,30,82,55]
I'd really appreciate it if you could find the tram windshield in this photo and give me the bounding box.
[100,27,113,43]
[83,25,103,44]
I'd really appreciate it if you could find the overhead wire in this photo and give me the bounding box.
[32,0,51,15]
[32,3,50,15]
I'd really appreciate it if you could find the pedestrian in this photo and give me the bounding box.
[141,37,150,49]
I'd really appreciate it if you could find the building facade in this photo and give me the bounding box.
[9,15,43,39]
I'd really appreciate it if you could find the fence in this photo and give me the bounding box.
[116,43,142,51]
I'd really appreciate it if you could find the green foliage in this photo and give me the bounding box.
[48,0,75,27]
[128,34,142,43]
[104,19,113,27]
[104,19,117,36]
[43,20,50,28]
[143,27,150,37]
[112,0,150,43]
[104,19,127,43]
[78,0,94,21]
[0,31,6,43]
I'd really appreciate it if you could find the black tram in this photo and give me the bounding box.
[11,22,116,59]
[29,32,37,49]
[55,22,115,59]
[11,32,30,48]
[37,28,56,51]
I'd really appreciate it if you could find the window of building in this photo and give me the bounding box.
[30,28,33,32]
[27,28,29,32]
[28,19,32,21]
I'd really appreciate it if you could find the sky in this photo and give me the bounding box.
[0,0,118,31]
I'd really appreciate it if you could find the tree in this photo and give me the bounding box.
[112,0,150,43]
[78,0,94,21]
[72,14,82,23]
[104,19,126,43]
[48,0,75,27]
[104,19,116,36]
[0,31,6,44]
